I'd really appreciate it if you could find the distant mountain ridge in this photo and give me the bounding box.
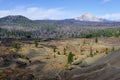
[0,15,37,27]
[0,15,120,27]
[0,15,32,23]
[0,15,120,40]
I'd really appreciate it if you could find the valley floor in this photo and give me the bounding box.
[0,37,120,80]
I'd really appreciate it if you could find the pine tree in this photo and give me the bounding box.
[112,46,115,51]
[95,37,98,43]
[34,40,38,48]
[64,48,67,55]
[67,52,74,64]
[105,48,108,54]
[14,42,21,52]
[90,47,93,57]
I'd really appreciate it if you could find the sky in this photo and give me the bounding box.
[0,0,119,20]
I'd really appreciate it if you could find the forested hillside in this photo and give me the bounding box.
[0,15,120,40]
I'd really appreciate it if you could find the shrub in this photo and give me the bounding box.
[19,54,25,59]
[105,48,109,54]
[53,47,58,58]
[83,39,86,45]
[53,53,56,58]
[53,47,57,53]
[79,61,83,66]
[90,47,93,57]
[112,46,115,51]
[34,40,38,48]
[81,53,84,55]
[14,42,21,52]
[96,50,99,53]
[63,48,67,55]
[95,37,98,43]
[67,52,74,64]
[57,51,60,55]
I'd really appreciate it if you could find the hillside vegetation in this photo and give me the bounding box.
[0,15,120,39]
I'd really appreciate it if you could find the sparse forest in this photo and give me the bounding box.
[0,26,120,39]
[0,16,120,40]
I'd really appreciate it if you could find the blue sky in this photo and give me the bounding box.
[0,0,119,20]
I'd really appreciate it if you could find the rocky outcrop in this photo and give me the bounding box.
[0,68,34,80]
[0,52,30,68]
[0,52,37,80]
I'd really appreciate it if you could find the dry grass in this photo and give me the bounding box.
[0,37,120,70]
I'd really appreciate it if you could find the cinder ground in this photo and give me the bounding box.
[0,37,120,80]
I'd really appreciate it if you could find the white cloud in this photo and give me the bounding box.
[0,7,80,20]
[101,13,120,20]
[103,0,111,3]
[1,6,119,21]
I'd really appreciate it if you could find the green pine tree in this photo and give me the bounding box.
[67,52,74,64]
[90,47,93,57]
[95,37,98,43]
[34,40,39,48]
